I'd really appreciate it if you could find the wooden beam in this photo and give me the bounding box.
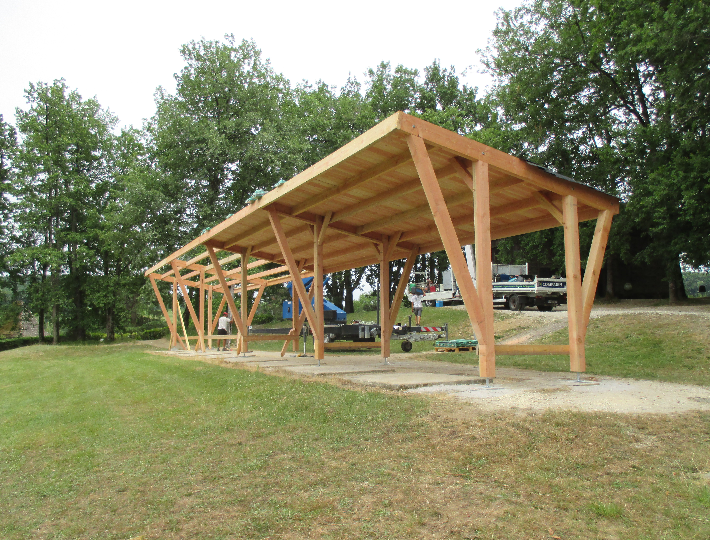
[247,284,266,326]
[533,191,564,224]
[268,210,322,341]
[396,113,621,213]
[171,262,205,352]
[172,281,178,348]
[291,150,412,215]
[407,134,488,346]
[318,211,332,245]
[356,190,473,235]
[328,159,463,224]
[313,215,325,360]
[496,345,570,355]
[451,157,473,191]
[240,247,251,353]
[205,245,248,338]
[581,209,613,329]
[149,275,185,350]
[324,341,381,350]
[563,195,585,372]
[224,222,271,251]
[474,160,496,379]
[380,236,391,359]
[388,247,419,330]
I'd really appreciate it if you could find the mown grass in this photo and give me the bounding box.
[483,313,710,386]
[2,340,710,539]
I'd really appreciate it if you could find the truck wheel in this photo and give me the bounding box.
[508,295,523,311]
[401,340,413,352]
[537,305,553,312]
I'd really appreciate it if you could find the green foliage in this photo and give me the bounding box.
[483,0,710,296]
[0,336,40,351]
[150,36,298,235]
[683,271,710,297]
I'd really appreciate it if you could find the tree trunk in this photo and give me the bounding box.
[343,269,355,313]
[106,305,115,341]
[52,303,59,345]
[668,257,687,305]
[38,307,45,342]
[605,258,616,300]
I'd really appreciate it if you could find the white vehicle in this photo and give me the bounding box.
[410,264,567,311]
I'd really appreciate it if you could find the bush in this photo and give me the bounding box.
[0,336,40,352]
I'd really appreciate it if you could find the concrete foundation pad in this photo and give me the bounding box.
[279,364,395,376]
[344,372,482,390]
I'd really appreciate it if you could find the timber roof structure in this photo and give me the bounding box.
[146,112,620,377]
[146,112,618,279]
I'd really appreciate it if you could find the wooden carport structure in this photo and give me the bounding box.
[145,112,619,379]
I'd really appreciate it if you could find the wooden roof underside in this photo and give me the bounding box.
[146,112,619,282]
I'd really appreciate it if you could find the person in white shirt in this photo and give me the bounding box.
[408,291,424,326]
[216,311,230,351]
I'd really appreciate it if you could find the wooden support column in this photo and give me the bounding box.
[380,236,391,360]
[313,216,325,360]
[150,275,185,350]
[407,135,489,354]
[562,195,585,372]
[171,282,178,348]
[581,209,613,330]
[473,160,496,378]
[241,248,250,354]
[207,284,213,349]
[199,269,205,351]
[268,210,322,342]
[171,262,205,352]
[205,246,248,339]
[281,284,315,357]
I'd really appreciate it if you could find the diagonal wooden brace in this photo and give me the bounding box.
[268,209,322,341]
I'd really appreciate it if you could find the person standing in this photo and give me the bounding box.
[216,311,230,351]
[408,291,424,326]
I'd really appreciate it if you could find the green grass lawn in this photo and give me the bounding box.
[2,332,710,539]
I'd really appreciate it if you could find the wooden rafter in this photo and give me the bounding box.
[291,150,412,215]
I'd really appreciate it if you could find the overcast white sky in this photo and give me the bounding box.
[1,0,520,131]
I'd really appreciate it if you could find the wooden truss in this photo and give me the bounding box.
[146,112,619,376]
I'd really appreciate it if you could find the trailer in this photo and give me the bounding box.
[321,321,447,352]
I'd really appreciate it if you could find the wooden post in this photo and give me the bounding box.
[313,215,325,360]
[171,262,205,352]
[562,195,585,372]
[205,246,248,339]
[281,284,315,357]
[241,249,249,354]
[171,281,178,348]
[581,209,613,330]
[407,135,489,355]
[380,236,390,360]
[150,275,185,350]
[473,160,496,378]
[207,284,213,349]
[199,269,205,351]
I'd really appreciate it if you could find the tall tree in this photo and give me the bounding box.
[151,36,298,234]
[11,80,116,341]
[482,0,710,300]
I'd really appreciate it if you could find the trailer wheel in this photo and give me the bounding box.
[537,305,553,312]
[401,340,413,352]
[507,295,524,311]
